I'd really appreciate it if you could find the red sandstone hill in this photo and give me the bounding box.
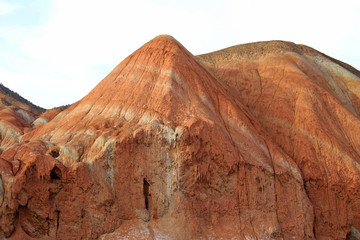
[0,84,45,149]
[0,36,359,240]
[197,41,360,239]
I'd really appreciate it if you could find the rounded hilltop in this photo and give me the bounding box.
[198,39,360,79]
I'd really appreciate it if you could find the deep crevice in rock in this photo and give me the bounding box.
[143,178,150,211]
[50,166,61,182]
[56,210,60,237]
[313,226,316,238]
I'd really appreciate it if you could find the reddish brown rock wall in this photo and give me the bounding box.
[198,43,360,239]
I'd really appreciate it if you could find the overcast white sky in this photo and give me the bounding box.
[1,0,360,109]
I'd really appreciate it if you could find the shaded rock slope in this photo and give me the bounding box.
[0,84,45,115]
[0,36,359,239]
[0,84,45,149]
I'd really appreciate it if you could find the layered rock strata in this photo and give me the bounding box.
[0,36,359,239]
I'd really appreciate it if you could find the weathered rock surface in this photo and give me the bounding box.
[0,36,359,239]
[33,105,69,127]
[0,84,45,150]
[0,109,31,148]
[0,83,44,119]
[197,41,360,239]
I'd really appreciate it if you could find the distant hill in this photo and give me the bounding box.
[0,83,45,114]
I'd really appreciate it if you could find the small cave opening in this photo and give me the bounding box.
[49,150,59,158]
[50,166,61,182]
[143,178,150,210]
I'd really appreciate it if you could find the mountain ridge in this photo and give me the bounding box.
[0,83,45,114]
[197,40,360,78]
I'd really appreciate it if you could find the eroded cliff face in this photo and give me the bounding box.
[197,41,360,239]
[0,36,359,239]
